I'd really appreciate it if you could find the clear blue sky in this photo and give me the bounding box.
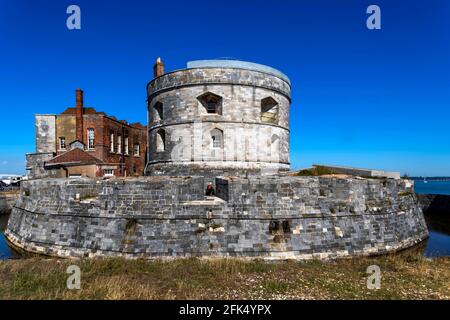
[1,0,449,176]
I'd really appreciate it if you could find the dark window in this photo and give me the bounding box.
[207,101,216,113]
[156,129,165,152]
[154,102,163,121]
[197,92,223,115]
[59,137,66,150]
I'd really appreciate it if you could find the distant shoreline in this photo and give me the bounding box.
[411,177,450,181]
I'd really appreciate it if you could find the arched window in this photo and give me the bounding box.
[211,128,223,149]
[261,97,278,124]
[154,102,163,121]
[197,92,223,115]
[156,129,166,152]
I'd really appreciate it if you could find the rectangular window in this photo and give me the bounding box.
[87,128,95,150]
[110,132,114,153]
[212,136,222,148]
[207,101,216,113]
[117,135,122,154]
[133,143,140,156]
[124,137,129,155]
[103,169,114,177]
[59,137,66,150]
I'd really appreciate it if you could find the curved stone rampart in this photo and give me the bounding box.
[5,176,428,260]
[148,67,291,100]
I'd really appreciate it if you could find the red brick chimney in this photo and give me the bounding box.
[153,57,164,78]
[75,88,84,143]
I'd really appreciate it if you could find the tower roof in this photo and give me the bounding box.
[186,59,290,84]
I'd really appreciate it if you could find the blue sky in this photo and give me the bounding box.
[1,0,449,176]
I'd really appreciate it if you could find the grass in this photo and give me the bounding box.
[0,190,20,196]
[0,252,449,300]
[297,166,337,176]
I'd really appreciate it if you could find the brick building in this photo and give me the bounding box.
[26,89,147,179]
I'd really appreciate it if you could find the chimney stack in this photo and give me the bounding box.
[75,88,84,143]
[153,57,164,78]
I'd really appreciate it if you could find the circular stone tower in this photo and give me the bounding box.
[145,59,291,177]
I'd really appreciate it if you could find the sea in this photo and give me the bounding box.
[1,180,449,259]
[414,180,450,196]
[414,180,450,257]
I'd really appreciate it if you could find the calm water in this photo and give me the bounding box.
[425,230,450,257]
[0,214,11,260]
[414,180,450,257]
[1,180,449,259]
[414,180,450,196]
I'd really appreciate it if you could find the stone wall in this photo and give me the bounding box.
[26,153,57,179]
[148,67,291,100]
[5,176,428,260]
[146,66,291,177]
[0,190,19,215]
[312,165,401,179]
[417,194,450,215]
[35,115,56,153]
[416,193,450,235]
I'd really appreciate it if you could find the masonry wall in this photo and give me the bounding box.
[5,176,428,260]
[55,114,76,153]
[0,190,19,215]
[417,193,450,215]
[146,68,291,177]
[99,117,147,176]
[35,115,56,153]
[26,153,57,179]
[31,111,147,178]
[66,165,98,177]
[65,114,147,177]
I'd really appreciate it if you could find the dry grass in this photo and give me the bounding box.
[0,190,20,196]
[297,166,337,176]
[0,253,449,300]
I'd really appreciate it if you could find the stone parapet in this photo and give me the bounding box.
[5,176,428,260]
[148,67,291,100]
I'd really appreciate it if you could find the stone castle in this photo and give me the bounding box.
[146,59,290,179]
[5,59,429,260]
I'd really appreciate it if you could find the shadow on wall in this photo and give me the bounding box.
[417,194,450,235]
[0,190,20,216]
[0,214,9,232]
